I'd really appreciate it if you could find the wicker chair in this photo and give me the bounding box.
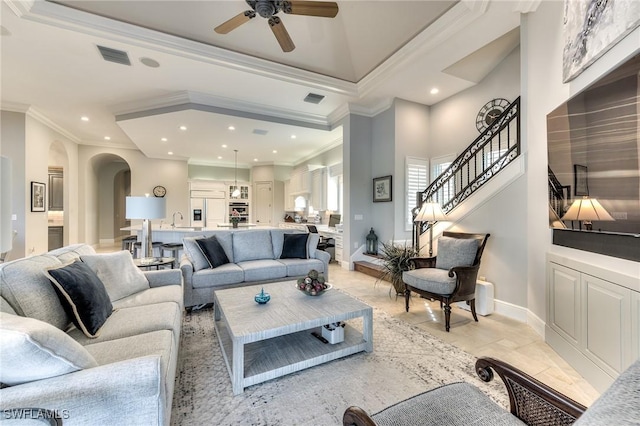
[402,231,490,331]
[343,357,588,426]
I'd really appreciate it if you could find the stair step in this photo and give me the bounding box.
[353,260,389,281]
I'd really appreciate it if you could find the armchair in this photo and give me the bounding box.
[343,357,588,426]
[402,231,489,331]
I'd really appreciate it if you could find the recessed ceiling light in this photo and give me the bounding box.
[272,150,277,153]
[291,135,296,139]
[222,144,227,148]
[81,116,89,122]
[430,88,439,95]
[179,125,187,131]
[218,156,223,159]
[253,158,258,162]
[161,137,168,142]
[228,126,235,131]
[140,57,160,68]
[167,151,173,155]
[104,136,111,141]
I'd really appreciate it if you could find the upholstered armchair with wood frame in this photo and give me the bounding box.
[402,231,490,331]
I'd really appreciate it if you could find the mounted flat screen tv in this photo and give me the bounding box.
[547,53,640,260]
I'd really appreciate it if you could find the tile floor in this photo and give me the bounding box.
[328,263,601,407]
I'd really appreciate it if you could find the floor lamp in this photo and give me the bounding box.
[414,201,447,256]
[1,156,12,262]
[561,196,614,230]
[126,196,166,262]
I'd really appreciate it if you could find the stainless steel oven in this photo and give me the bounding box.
[229,202,249,223]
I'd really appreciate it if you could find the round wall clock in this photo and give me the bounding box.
[152,185,167,198]
[476,98,510,133]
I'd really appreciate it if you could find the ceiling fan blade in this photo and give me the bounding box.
[214,10,256,34]
[268,17,295,52]
[283,1,338,18]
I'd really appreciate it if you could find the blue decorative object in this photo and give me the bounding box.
[254,287,270,304]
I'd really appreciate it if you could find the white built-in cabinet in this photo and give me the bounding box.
[310,167,327,211]
[546,252,640,392]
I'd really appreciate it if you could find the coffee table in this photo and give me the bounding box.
[213,281,373,395]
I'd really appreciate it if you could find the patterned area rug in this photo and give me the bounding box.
[171,304,509,425]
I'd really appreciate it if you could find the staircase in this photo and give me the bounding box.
[354,97,521,275]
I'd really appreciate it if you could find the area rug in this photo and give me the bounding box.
[171,304,509,425]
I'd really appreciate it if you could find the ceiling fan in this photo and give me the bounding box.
[214,0,339,52]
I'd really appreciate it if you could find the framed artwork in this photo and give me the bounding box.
[562,0,640,82]
[373,175,392,202]
[574,164,588,196]
[31,181,46,212]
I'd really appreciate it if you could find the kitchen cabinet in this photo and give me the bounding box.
[48,169,63,211]
[289,170,311,195]
[283,179,294,211]
[48,226,63,251]
[310,168,327,211]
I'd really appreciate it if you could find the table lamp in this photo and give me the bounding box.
[126,195,166,261]
[561,196,614,230]
[414,201,447,256]
[1,156,12,260]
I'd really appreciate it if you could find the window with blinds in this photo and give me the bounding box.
[430,154,456,206]
[405,157,428,231]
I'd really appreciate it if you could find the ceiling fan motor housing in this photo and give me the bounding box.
[247,0,285,18]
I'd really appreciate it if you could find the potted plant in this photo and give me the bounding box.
[231,209,240,228]
[377,241,419,296]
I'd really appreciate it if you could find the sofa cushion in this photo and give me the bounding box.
[212,231,234,263]
[238,259,287,282]
[195,236,230,268]
[0,255,70,330]
[435,236,478,271]
[277,258,326,277]
[0,312,98,386]
[183,236,210,271]
[45,261,114,338]
[68,301,181,346]
[112,285,183,310]
[307,233,320,258]
[192,263,244,289]
[81,251,150,302]
[233,230,274,262]
[403,268,457,295]
[48,244,97,263]
[281,233,309,259]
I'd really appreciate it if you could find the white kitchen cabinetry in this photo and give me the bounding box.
[289,170,311,195]
[546,252,639,392]
[334,233,343,264]
[310,167,327,211]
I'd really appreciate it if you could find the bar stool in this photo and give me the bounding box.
[133,241,163,259]
[121,235,137,254]
[161,243,184,268]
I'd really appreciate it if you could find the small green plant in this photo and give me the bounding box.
[377,241,419,296]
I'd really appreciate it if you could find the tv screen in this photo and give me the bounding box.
[328,214,341,228]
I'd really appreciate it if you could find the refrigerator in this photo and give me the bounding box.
[190,190,227,228]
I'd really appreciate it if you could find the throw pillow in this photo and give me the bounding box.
[195,236,230,268]
[183,237,210,271]
[280,233,309,259]
[435,236,478,271]
[80,251,149,302]
[0,312,98,386]
[44,260,114,338]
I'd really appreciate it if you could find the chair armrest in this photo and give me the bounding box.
[143,269,183,287]
[476,357,586,425]
[409,256,436,269]
[343,406,378,426]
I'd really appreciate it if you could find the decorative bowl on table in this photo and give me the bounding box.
[254,287,271,304]
[296,269,331,296]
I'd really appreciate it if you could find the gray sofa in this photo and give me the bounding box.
[180,229,330,307]
[0,244,183,425]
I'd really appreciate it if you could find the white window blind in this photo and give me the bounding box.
[405,157,428,231]
[431,154,456,206]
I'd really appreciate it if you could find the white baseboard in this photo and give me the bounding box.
[493,299,546,338]
[99,238,115,245]
[527,310,546,338]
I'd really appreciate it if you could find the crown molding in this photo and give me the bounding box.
[1,101,82,143]
[1,101,31,113]
[11,0,358,97]
[328,98,394,124]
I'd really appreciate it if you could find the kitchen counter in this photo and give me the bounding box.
[121,224,270,244]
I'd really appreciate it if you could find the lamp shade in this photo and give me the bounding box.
[414,202,447,222]
[561,197,614,222]
[126,196,166,220]
[1,156,12,253]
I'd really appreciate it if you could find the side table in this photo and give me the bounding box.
[133,257,175,270]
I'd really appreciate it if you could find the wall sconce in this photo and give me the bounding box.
[561,196,614,230]
[414,201,447,256]
[126,196,166,261]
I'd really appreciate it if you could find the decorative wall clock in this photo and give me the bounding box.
[476,98,510,133]
[153,185,167,198]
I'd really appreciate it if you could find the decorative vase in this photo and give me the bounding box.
[232,221,238,228]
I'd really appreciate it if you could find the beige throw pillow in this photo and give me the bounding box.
[81,251,149,302]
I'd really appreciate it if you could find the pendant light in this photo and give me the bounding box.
[232,149,240,198]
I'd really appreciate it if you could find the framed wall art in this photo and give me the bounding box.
[373,175,392,202]
[31,181,46,212]
[574,164,589,196]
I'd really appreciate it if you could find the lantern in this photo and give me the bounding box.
[365,228,378,255]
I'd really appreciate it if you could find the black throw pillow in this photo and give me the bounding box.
[195,236,230,268]
[45,260,113,338]
[281,233,309,259]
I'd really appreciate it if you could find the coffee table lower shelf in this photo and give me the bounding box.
[215,320,369,394]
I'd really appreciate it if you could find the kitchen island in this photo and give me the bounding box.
[121,224,265,244]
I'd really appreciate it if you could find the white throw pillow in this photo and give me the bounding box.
[81,251,149,302]
[0,312,98,386]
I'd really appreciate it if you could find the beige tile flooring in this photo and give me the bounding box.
[328,263,601,408]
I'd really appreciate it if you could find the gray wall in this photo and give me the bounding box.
[370,106,395,244]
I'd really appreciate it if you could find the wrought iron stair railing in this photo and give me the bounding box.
[416,97,521,235]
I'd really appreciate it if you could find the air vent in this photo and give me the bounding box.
[253,129,268,135]
[97,45,131,66]
[304,93,325,104]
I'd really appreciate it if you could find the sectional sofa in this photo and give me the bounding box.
[0,244,183,425]
[180,228,330,307]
